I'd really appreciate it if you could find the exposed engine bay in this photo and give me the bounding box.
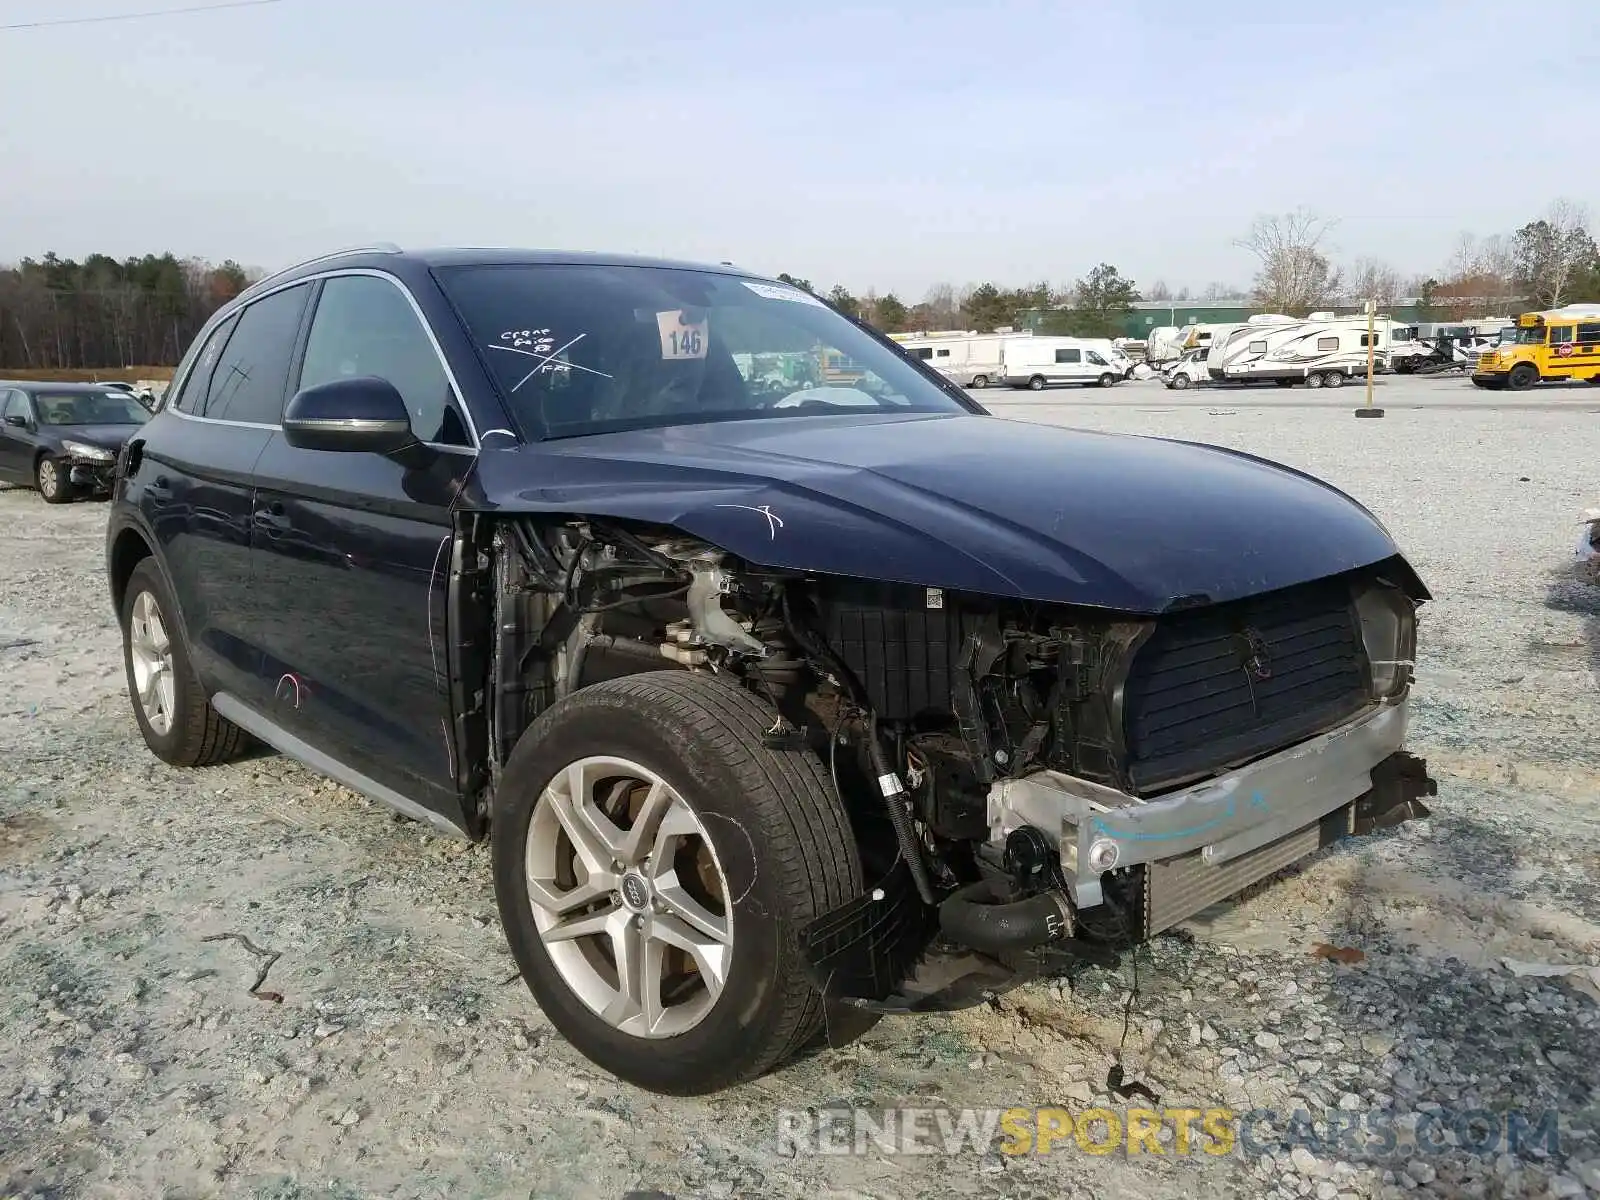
[451,513,1437,1009]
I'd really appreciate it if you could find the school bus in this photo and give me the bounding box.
[1471,304,1600,389]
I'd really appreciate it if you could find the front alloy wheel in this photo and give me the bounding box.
[525,756,732,1039]
[36,455,73,504]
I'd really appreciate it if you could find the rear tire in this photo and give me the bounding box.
[120,559,250,766]
[1306,373,1325,389]
[1507,363,1538,391]
[492,673,863,1095]
[1323,370,1345,390]
[36,455,75,504]
[1028,375,1046,391]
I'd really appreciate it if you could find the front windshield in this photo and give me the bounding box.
[34,391,151,426]
[1512,325,1547,344]
[438,264,970,439]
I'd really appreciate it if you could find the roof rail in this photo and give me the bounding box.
[240,243,403,299]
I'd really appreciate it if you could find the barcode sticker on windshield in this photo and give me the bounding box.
[741,281,827,307]
[657,310,708,360]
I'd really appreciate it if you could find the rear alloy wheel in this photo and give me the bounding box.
[493,673,861,1095]
[970,375,988,389]
[120,559,250,766]
[1323,370,1345,389]
[1507,363,1538,391]
[36,455,75,504]
[1097,373,1116,388]
[1028,375,1046,391]
[1305,373,1326,389]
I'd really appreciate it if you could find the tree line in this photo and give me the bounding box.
[5,199,1595,372]
[0,253,250,371]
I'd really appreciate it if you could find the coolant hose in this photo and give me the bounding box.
[939,877,1072,954]
[866,721,937,906]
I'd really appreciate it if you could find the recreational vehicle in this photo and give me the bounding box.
[1216,315,1386,388]
[1203,314,1300,381]
[1001,337,1126,389]
[891,330,1009,389]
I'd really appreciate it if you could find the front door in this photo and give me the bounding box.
[248,272,476,819]
[0,390,35,481]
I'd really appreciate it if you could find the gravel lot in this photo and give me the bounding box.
[3,375,1599,1200]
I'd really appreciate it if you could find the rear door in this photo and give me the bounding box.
[247,271,476,816]
[133,284,312,702]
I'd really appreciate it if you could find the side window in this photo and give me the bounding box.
[1317,336,1340,352]
[1054,348,1081,364]
[1549,326,1574,344]
[1578,323,1600,344]
[1248,340,1268,354]
[204,285,312,424]
[298,275,469,446]
[172,315,237,414]
[1087,351,1108,366]
[913,347,933,360]
[936,348,950,358]
[1,390,26,422]
[1360,333,1377,347]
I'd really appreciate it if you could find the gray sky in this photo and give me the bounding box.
[1,0,1594,297]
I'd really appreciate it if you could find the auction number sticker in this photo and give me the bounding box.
[657,310,708,360]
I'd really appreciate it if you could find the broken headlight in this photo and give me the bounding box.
[1353,582,1416,699]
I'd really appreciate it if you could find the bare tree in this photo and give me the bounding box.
[1201,281,1242,301]
[1343,258,1404,310]
[1512,198,1599,308]
[1236,209,1341,314]
[1145,279,1174,302]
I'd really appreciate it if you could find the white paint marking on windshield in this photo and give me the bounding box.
[485,334,614,390]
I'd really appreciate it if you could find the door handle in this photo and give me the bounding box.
[253,502,290,533]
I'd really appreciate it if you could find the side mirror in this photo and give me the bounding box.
[283,377,417,454]
[3,413,27,429]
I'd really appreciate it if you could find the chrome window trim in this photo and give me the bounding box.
[162,267,487,453]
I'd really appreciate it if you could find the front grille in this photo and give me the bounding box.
[1122,579,1369,793]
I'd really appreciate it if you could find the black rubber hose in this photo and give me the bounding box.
[939,877,1071,954]
[865,719,937,906]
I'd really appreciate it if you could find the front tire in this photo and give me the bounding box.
[970,375,988,389]
[1508,363,1538,391]
[1169,374,1190,390]
[120,559,250,766]
[36,455,75,504]
[1305,372,1325,389]
[1097,373,1116,388]
[492,673,862,1095]
[1323,370,1345,390]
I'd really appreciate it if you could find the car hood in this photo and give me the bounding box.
[472,412,1422,613]
[54,424,143,450]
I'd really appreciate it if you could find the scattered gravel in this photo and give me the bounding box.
[3,376,1598,1199]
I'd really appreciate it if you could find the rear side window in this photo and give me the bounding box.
[171,315,237,414]
[203,284,312,424]
[299,275,469,446]
[1578,323,1600,343]
[1054,348,1081,364]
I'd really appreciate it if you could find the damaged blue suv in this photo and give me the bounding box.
[105,246,1435,1094]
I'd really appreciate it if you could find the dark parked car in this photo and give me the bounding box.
[105,246,1435,1095]
[0,382,152,502]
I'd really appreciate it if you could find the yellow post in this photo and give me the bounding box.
[1355,298,1385,418]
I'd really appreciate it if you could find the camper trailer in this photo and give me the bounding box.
[1204,315,1301,381]
[1001,337,1127,389]
[891,330,1010,389]
[1217,314,1387,388]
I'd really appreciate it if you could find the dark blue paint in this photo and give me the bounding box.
[106,246,1428,833]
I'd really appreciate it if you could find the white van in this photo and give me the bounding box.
[891,332,1007,389]
[1002,337,1125,390]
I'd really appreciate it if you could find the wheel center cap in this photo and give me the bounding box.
[619,871,651,912]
